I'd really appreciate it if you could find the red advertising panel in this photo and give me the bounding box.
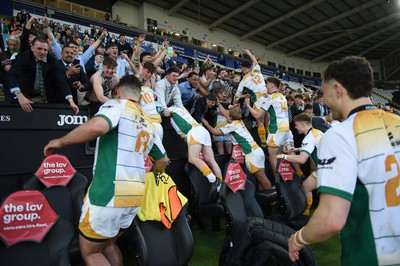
[0,190,59,247]
[278,159,294,181]
[231,145,245,163]
[35,154,76,187]
[224,162,246,193]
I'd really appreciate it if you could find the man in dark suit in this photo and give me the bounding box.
[6,36,79,113]
[313,94,329,117]
[59,46,90,104]
[117,34,133,58]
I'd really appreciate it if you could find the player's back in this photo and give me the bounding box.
[140,86,162,123]
[168,105,199,137]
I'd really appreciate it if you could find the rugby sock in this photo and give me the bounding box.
[303,197,313,216]
[258,126,266,147]
[216,175,223,181]
[200,165,216,183]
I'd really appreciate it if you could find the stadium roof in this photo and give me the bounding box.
[125,0,400,62]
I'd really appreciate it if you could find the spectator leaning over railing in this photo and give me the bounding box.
[178,71,199,111]
[155,66,183,117]
[84,56,119,115]
[6,36,78,114]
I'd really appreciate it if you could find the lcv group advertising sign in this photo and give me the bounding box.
[0,191,59,247]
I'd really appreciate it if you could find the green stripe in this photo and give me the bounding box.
[119,132,138,138]
[116,164,145,169]
[115,194,143,197]
[359,153,385,163]
[369,208,385,212]
[354,127,384,137]
[114,180,144,182]
[171,113,192,135]
[121,116,139,123]
[149,143,166,160]
[231,131,252,154]
[268,107,278,134]
[95,114,113,130]
[363,180,386,185]
[317,186,353,201]
[89,126,119,206]
[374,234,400,240]
[341,182,378,266]
[118,148,133,153]
[242,87,257,103]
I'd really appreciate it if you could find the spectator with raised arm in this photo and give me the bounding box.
[64,29,108,72]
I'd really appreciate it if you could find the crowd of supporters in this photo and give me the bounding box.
[2,9,394,180]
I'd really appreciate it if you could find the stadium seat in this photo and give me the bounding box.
[22,155,88,264]
[185,162,225,231]
[222,150,277,216]
[219,180,316,266]
[0,190,74,266]
[161,118,188,159]
[165,157,191,199]
[219,179,264,223]
[275,159,309,230]
[218,180,276,265]
[132,204,194,266]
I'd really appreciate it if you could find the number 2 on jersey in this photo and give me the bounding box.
[251,75,262,85]
[385,154,400,207]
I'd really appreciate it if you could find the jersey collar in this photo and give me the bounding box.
[347,105,377,118]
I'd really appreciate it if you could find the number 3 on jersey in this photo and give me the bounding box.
[385,154,400,207]
[135,131,150,154]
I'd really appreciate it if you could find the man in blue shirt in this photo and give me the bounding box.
[178,72,199,110]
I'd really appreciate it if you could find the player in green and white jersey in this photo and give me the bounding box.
[287,57,400,266]
[44,75,169,266]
